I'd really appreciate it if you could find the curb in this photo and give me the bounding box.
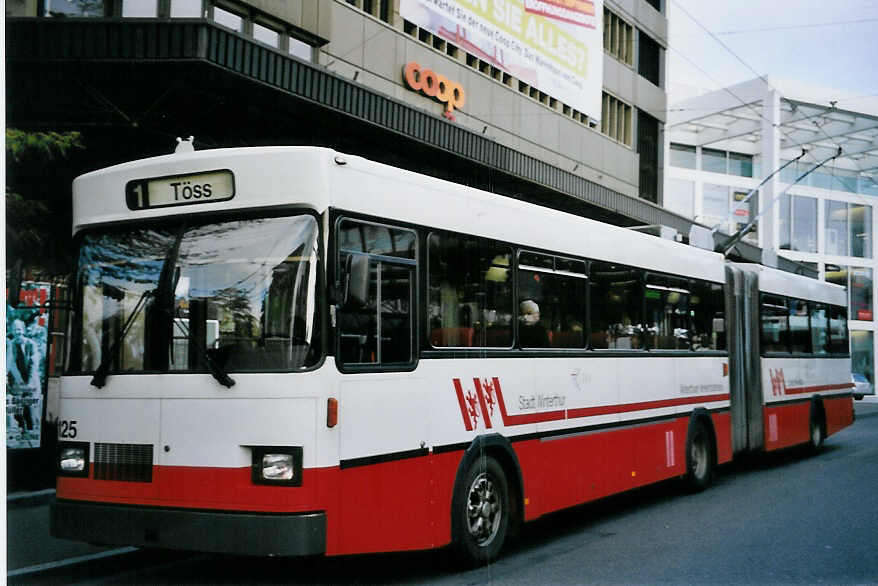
[7,488,56,509]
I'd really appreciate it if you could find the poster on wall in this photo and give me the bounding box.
[400,0,604,121]
[6,281,51,449]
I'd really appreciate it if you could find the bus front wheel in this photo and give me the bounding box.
[452,455,510,566]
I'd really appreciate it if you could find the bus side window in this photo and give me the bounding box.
[789,298,811,354]
[829,305,848,355]
[589,262,643,350]
[337,219,416,367]
[516,252,586,349]
[691,280,725,351]
[427,233,513,348]
[810,302,829,355]
[644,274,691,350]
[760,294,789,353]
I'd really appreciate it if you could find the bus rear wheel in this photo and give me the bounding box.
[452,455,510,566]
[684,420,713,492]
[808,411,825,453]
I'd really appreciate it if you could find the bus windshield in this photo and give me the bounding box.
[68,214,321,377]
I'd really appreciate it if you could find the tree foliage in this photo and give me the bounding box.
[6,129,85,277]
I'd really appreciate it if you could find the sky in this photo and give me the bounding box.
[667,0,878,106]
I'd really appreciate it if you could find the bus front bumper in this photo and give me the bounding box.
[50,499,326,556]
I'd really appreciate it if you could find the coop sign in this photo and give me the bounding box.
[125,169,235,210]
[403,61,466,121]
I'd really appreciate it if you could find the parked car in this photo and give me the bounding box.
[852,372,874,400]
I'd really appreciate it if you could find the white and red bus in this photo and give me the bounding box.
[52,146,854,563]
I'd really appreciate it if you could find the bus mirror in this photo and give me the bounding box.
[346,255,369,308]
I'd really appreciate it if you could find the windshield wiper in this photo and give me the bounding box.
[173,318,236,388]
[92,226,185,388]
[90,288,153,388]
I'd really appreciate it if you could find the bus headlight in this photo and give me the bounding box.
[262,454,293,480]
[251,446,302,486]
[58,442,89,477]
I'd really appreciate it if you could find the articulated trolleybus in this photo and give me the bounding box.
[52,146,854,563]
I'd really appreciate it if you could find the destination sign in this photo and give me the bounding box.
[126,170,235,210]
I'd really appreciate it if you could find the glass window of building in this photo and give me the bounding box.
[851,331,873,386]
[793,196,818,252]
[860,175,878,196]
[171,0,202,17]
[122,1,158,16]
[45,0,105,16]
[665,178,695,218]
[214,6,243,32]
[851,267,873,321]
[702,183,728,219]
[702,148,727,174]
[850,203,872,258]
[289,36,313,62]
[779,194,791,249]
[731,189,757,238]
[638,31,661,87]
[253,22,280,48]
[825,200,849,256]
[728,152,753,178]
[670,143,696,169]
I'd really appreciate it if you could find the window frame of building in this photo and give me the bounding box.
[604,8,634,67]
[601,93,633,147]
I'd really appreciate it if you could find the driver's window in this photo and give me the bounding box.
[337,219,416,367]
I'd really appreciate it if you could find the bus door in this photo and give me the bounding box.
[726,264,764,454]
[333,218,432,552]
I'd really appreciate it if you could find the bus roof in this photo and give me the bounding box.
[73,146,728,282]
[730,262,847,306]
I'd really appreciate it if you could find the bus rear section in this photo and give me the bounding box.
[726,263,854,456]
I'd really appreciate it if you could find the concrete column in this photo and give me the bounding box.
[760,85,781,267]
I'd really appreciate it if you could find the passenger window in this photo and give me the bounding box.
[517,252,586,349]
[427,233,513,348]
[761,295,789,353]
[644,274,691,350]
[829,305,849,354]
[589,262,643,349]
[789,298,811,354]
[810,302,830,355]
[337,219,416,366]
[691,280,726,351]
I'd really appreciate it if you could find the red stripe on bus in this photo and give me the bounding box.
[783,382,855,395]
[566,393,730,419]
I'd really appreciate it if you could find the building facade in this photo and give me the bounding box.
[665,77,878,387]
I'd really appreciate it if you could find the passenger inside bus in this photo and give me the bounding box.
[519,300,549,347]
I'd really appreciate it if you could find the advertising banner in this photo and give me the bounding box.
[7,281,51,449]
[400,0,604,121]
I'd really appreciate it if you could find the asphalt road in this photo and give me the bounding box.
[15,402,878,585]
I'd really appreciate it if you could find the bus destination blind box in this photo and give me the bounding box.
[125,170,235,210]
